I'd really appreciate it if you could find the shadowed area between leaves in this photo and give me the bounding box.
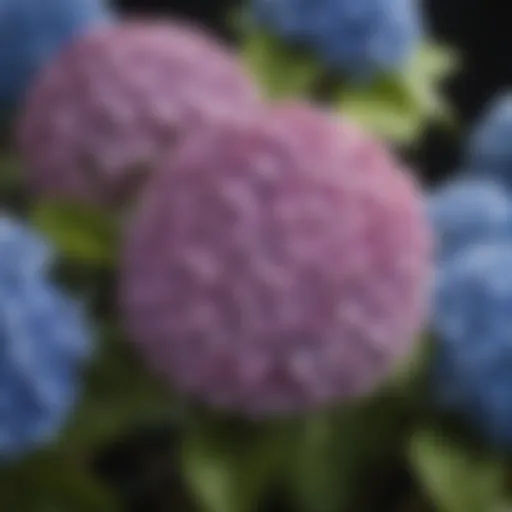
[92,420,198,512]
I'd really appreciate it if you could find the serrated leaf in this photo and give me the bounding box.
[339,74,423,143]
[340,89,423,143]
[401,43,460,130]
[31,200,118,267]
[242,30,321,98]
[338,42,459,144]
[408,427,506,512]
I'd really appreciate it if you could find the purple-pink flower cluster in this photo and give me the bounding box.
[120,103,432,415]
[18,21,259,207]
[14,15,432,417]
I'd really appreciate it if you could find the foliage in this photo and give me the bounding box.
[409,427,507,512]
[242,30,458,145]
[31,200,118,267]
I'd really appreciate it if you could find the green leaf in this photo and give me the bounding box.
[401,42,459,130]
[339,79,423,144]
[242,30,322,98]
[408,427,506,512]
[182,427,239,512]
[288,389,413,512]
[288,414,351,512]
[410,42,459,82]
[181,419,289,512]
[31,200,118,267]
[338,42,459,144]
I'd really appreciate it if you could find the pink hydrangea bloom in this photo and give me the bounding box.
[17,20,260,208]
[120,102,433,416]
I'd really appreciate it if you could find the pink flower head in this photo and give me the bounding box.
[120,101,432,416]
[17,19,260,208]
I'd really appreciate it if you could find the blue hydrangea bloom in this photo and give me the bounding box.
[427,177,512,263]
[432,241,512,448]
[0,0,112,112]
[0,215,54,276]
[466,93,512,188]
[250,0,423,79]
[0,216,91,459]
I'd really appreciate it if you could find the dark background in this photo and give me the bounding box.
[114,0,512,185]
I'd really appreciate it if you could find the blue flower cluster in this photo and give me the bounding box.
[0,0,112,112]
[430,91,512,447]
[250,0,423,79]
[433,242,512,447]
[0,216,91,459]
[465,93,512,190]
[428,177,512,263]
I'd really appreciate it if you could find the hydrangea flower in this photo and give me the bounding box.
[432,241,512,448]
[17,20,260,209]
[0,0,112,112]
[0,215,54,277]
[0,215,91,459]
[250,0,423,79]
[466,93,512,189]
[428,177,512,263]
[120,102,432,416]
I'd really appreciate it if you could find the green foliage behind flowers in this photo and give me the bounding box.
[240,1,459,145]
[338,43,458,145]
[408,427,507,512]
[31,200,119,268]
[239,19,458,145]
